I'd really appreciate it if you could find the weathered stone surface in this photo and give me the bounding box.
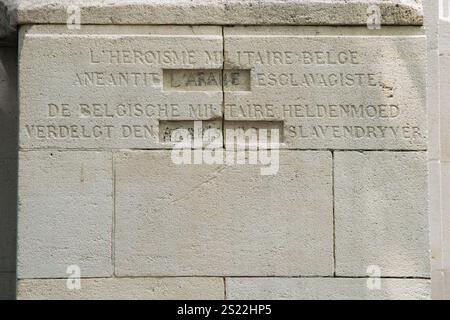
[17,277,223,300]
[18,151,113,278]
[440,19,450,162]
[19,25,428,151]
[19,25,223,149]
[426,0,447,299]
[428,160,444,298]
[12,0,433,300]
[439,161,450,299]
[224,26,427,150]
[335,151,430,277]
[226,278,431,300]
[115,151,333,276]
[13,0,423,26]
[425,0,439,161]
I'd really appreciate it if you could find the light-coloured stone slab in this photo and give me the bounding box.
[18,151,113,278]
[444,273,450,299]
[433,3,450,299]
[13,0,423,26]
[335,151,430,277]
[115,151,333,276]
[17,277,224,300]
[439,59,450,165]
[224,27,427,150]
[425,0,439,161]
[428,160,444,299]
[19,25,223,149]
[226,278,431,300]
[440,161,450,299]
[11,0,434,300]
[439,35,450,162]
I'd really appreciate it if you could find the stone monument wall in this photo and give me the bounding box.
[1,0,444,299]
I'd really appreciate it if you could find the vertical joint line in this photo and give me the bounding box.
[332,151,336,277]
[221,26,225,147]
[112,152,116,277]
[223,277,227,300]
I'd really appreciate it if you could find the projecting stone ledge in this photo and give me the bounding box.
[13,0,423,26]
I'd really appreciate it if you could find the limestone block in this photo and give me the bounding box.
[115,151,333,276]
[18,25,223,149]
[14,0,423,26]
[428,160,444,299]
[442,19,450,161]
[440,18,450,55]
[13,0,432,300]
[425,0,439,161]
[224,26,427,150]
[335,151,430,277]
[226,278,431,300]
[440,161,450,299]
[18,151,113,278]
[17,277,224,300]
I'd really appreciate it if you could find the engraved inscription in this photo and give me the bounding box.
[89,49,216,66]
[19,26,224,149]
[163,69,250,91]
[23,102,221,143]
[228,50,360,66]
[164,69,222,91]
[224,70,251,91]
[254,72,380,88]
[223,29,427,150]
[226,103,400,119]
[159,120,222,145]
[19,26,426,150]
[74,71,161,87]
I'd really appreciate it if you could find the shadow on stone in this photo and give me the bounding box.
[0,45,18,300]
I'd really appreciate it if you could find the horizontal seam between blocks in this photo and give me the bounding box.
[18,23,424,28]
[23,34,223,39]
[17,275,431,280]
[22,34,426,39]
[18,149,428,152]
[221,35,426,38]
